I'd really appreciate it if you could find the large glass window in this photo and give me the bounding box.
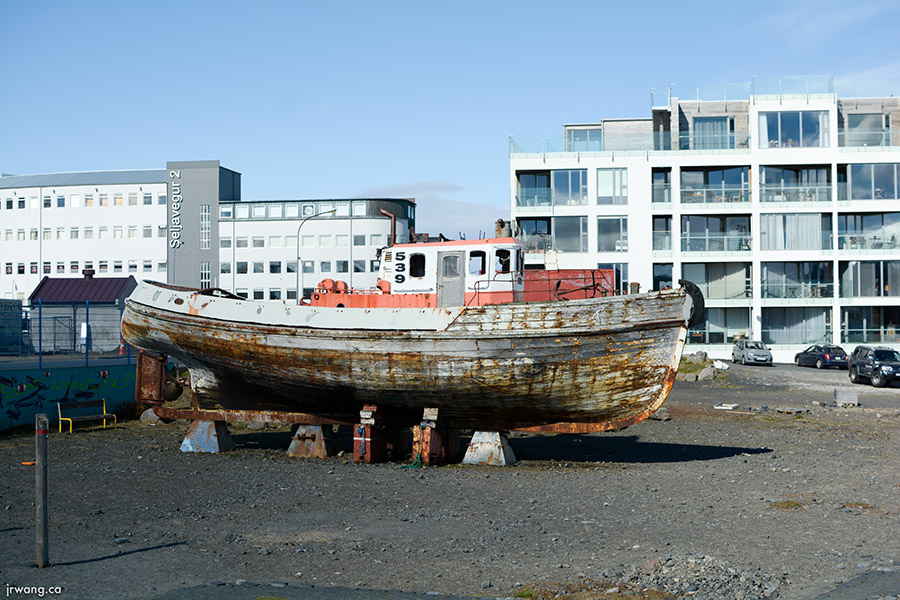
[653,264,673,291]
[682,263,750,299]
[840,261,900,297]
[516,172,550,207]
[762,307,831,345]
[688,308,750,344]
[762,262,833,299]
[597,216,627,252]
[839,163,899,200]
[552,170,587,206]
[842,306,900,343]
[841,113,890,147]
[597,168,627,205]
[652,216,671,251]
[597,262,629,295]
[838,212,900,249]
[760,165,830,202]
[760,213,832,251]
[759,111,829,148]
[681,215,750,252]
[554,216,588,252]
[565,127,602,151]
[516,217,550,252]
[681,166,750,203]
[693,117,734,149]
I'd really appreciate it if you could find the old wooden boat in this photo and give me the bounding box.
[121,237,703,432]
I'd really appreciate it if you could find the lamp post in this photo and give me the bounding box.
[296,209,336,305]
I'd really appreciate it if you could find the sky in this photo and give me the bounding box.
[2,0,899,238]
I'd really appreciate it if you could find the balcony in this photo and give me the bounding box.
[515,188,551,209]
[681,233,751,253]
[760,184,831,203]
[692,282,752,300]
[761,282,834,299]
[652,183,671,204]
[838,128,893,148]
[761,326,832,345]
[652,232,672,252]
[681,185,750,204]
[837,233,899,251]
[837,183,897,201]
[841,327,900,343]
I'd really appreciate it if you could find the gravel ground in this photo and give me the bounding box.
[1,363,899,600]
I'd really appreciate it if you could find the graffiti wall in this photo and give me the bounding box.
[0,364,135,432]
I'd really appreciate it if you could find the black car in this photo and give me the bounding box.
[848,345,900,387]
[794,344,848,369]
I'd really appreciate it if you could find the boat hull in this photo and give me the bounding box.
[122,282,694,430]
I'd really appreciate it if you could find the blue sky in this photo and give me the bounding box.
[2,0,899,238]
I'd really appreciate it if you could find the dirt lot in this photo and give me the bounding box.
[1,363,899,599]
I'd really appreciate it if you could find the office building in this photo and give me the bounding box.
[0,161,415,302]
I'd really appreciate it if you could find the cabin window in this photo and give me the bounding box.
[469,251,486,275]
[495,249,512,273]
[442,255,460,278]
[410,253,426,278]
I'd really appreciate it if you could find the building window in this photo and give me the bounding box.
[301,235,315,248]
[269,261,281,274]
[43,196,51,208]
[761,307,830,345]
[143,193,153,205]
[56,195,65,208]
[759,111,829,148]
[369,234,384,246]
[128,260,137,273]
[252,205,266,218]
[99,194,109,206]
[336,235,349,247]
[236,261,248,274]
[113,226,123,239]
[692,117,735,149]
[286,261,297,273]
[552,216,589,252]
[42,262,50,274]
[158,226,167,238]
[143,226,153,238]
[269,204,283,218]
[286,289,298,301]
[336,260,349,273]
[653,216,672,251]
[200,204,211,249]
[143,260,153,272]
[235,289,248,299]
[84,227,93,240]
[17,198,25,209]
[252,236,265,248]
[516,171,551,207]
[99,261,108,273]
[285,204,299,218]
[597,168,627,205]
[236,237,248,248]
[597,262,629,295]
[70,227,79,240]
[839,163,899,200]
[114,194,123,206]
[841,113,890,147]
[319,261,332,273]
[128,193,138,206]
[83,261,93,271]
[112,261,122,273]
[84,194,94,207]
[70,261,79,273]
[760,213,832,251]
[4,263,11,275]
[269,236,283,249]
[56,262,64,274]
[54,228,63,240]
[370,260,381,272]
[269,289,282,300]
[158,193,166,205]
[253,262,264,274]
[99,226,109,239]
[597,216,628,252]
[220,237,232,248]
[252,289,264,300]
[353,260,366,273]
[689,307,750,345]
[30,229,38,241]
[200,262,210,288]
[220,205,233,218]
[128,226,137,239]
[302,261,314,274]
[30,262,37,274]
[157,261,166,273]
[3,230,10,241]
[221,262,232,274]
[552,169,588,206]
[318,235,332,247]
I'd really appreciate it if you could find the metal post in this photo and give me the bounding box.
[35,413,49,568]
[295,209,336,305]
[84,300,89,367]
[38,298,42,369]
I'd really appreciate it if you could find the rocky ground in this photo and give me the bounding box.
[1,362,899,600]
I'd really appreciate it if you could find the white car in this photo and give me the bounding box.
[732,340,773,366]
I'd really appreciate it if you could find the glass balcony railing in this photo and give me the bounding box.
[760,185,832,203]
[837,233,900,250]
[678,133,750,150]
[687,328,750,345]
[681,185,750,204]
[681,233,752,252]
[762,326,832,345]
[838,129,893,147]
[511,131,751,154]
[692,282,752,300]
[652,232,672,251]
[518,234,551,253]
[837,183,898,201]
[841,327,900,343]
[652,183,671,203]
[761,283,834,299]
[515,189,551,208]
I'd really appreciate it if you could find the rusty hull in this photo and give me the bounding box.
[122,282,692,431]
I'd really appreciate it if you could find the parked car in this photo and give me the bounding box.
[732,340,773,366]
[794,344,848,369]
[848,345,900,387]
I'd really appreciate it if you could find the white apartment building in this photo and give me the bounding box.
[0,161,414,303]
[510,78,900,362]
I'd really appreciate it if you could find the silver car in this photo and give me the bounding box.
[732,340,773,366]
